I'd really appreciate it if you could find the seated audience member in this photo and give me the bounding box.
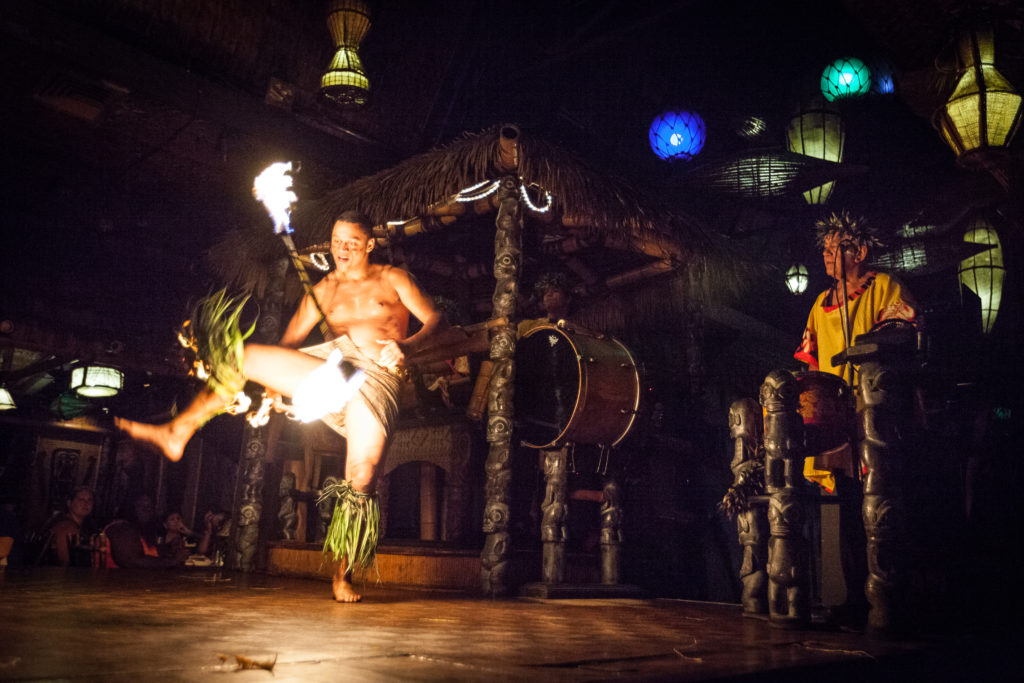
[103,494,186,568]
[159,511,195,558]
[44,487,95,567]
[196,509,230,561]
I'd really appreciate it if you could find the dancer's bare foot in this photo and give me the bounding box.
[332,575,362,603]
[114,417,188,462]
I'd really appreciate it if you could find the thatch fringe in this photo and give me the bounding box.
[204,229,284,299]
[206,124,758,315]
[292,124,708,249]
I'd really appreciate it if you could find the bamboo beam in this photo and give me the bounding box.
[405,317,508,367]
[549,223,686,264]
[604,259,676,289]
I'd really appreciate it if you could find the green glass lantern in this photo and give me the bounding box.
[0,387,15,411]
[787,99,845,204]
[785,264,809,294]
[958,217,1005,334]
[69,364,124,398]
[320,0,371,108]
[933,26,1022,173]
[821,58,871,102]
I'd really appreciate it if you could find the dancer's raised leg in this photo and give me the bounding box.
[116,343,326,461]
[115,386,227,462]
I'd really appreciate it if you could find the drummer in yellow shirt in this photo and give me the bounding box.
[795,211,918,489]
[792,210,917,626]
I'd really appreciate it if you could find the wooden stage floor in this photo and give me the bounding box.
[1,567,1019,682]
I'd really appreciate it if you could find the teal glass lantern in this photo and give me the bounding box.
[821,58,872,102]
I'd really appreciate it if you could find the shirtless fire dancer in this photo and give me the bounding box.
[116,211,441,602]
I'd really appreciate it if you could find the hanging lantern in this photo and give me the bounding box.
[0,387,15,411]
[649,110,706,161]
[958,217,1005,334]
[69,365,123,398]
[319,0,371,108]
[820,57,872,102]
[785,264,809,294]
[735,115,767,139]
[869,59,895,95]
[787,99,845,204]
[933,26,1022,174]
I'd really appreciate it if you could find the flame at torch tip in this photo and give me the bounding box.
[253,162,297,235]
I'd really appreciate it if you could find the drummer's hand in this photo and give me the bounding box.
[376,339,405,369]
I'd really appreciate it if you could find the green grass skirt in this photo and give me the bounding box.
[180,289,255,399]
[317,480,380,569]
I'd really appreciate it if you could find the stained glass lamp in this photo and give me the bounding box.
[870,60,895,95]
[320,0,371,108]
[821,58,872,102]
[959,217,1005,334]
[649,110,706,161]
[785,264,809,294]
[933,26,1022,172]
[69,365,124,398]
[787,99,845,204]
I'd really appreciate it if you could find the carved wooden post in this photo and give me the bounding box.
[729,397,768,616]
[278,470,298,540]
[480,175,522,596]
[599,476,623,585]
[316,476,340,543]
[761,370,810,627]
[230,257,286,571]
[859,360,906,634]
[540,448,568,583]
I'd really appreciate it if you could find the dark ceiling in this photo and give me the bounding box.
[2,0,1022,419]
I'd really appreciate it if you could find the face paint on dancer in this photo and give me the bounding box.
[331,221,374,272]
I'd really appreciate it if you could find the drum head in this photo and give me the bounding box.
[516,325,641,449]
[793,370,854,453]
[515,326,580,448]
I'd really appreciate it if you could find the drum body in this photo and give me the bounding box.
[515,324,640,449]
[794,370,854,453]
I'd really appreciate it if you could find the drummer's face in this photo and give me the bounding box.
[822,232,863,281]
[542,287,570,319]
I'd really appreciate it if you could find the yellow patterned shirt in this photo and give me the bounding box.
[794,272,916,492]
[794,272,916,386]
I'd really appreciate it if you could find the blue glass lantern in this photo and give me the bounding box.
[820,58,872,102]
[869,60,895,95]
[649,110,706,160]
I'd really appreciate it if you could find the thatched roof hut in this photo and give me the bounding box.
[211,124,745,335]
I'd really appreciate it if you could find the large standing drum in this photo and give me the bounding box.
[794,370,854,453]
[515,323,641,449]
